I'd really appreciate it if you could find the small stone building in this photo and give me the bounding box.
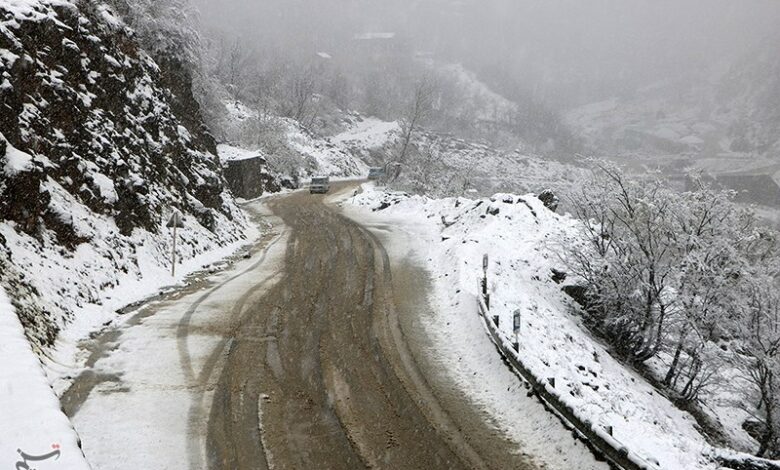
[222,155,280,200]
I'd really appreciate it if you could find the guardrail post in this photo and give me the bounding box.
[473,254,650,470]
[482,254,488,293]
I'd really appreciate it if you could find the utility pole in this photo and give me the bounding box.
[166,210,185,277]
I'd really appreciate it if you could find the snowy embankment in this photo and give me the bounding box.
[1,139,258,397]
[331,116,400,151]
[36,214,258,395]
[0,287,89,469]
[347,184,722,470]
[0,0,256,395]
[216,101,387,180]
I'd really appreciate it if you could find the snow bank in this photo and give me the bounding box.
[26,206,259,394]
[349,184,720,470]
[0,287,90,470]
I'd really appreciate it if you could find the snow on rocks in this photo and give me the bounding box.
[0,0,256,403]
[0,286,90,470]
[348,184,722,470]
[217,143,264,162]
[0,0,250,354]
[1,134,33,175]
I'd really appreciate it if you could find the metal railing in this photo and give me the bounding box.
[475,269,658,470]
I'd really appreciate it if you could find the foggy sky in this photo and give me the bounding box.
[193,0,780,108]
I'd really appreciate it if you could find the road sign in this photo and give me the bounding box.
[513,309,522,334]
[166,211,184,228]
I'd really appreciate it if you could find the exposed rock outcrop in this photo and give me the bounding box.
[0,0,247,350]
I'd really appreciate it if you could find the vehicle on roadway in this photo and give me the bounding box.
[309,176,331,194]
[368,167,385,180]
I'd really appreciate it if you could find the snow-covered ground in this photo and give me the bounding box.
[4,194,259,396]
[344,183,726,470]
[330,116,400,150]
[70,202,286,469]
[0,287,90,470]
[284,121,368,176]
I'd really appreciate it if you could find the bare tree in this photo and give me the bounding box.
[389,77,437,182]
[278,66,320,127]
[732,273,780,458]
[564,162,678,363]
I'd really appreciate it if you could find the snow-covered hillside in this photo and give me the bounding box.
[330,114,400,158]
[565,35,780,171]
[347,184,761,470]
[438,63,519,123]
[0,0,250,359]
[381,129,585,199]
[211,100,374,182]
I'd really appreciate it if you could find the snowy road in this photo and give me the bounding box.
[206,183,528,469]
[62,183,594,469]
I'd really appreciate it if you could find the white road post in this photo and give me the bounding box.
[166,210,184,277]
[482,254,489,308]
[172,223,177,277]
[513,309,521,351]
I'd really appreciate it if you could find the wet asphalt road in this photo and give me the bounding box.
[64,182,538,470]
[208,184,493,469]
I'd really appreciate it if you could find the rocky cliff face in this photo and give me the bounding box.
[0,0,248,351]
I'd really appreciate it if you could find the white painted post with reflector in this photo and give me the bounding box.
[513,309,521,351]
[166,210,185,277]
[482,254,489,308]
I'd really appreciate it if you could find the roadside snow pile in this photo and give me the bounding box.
[349,184,722,470]
[0,287,90,470]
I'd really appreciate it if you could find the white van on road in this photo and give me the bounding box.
[309,176,330,194]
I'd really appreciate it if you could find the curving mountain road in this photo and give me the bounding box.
[206,183,526,469]
[65,182,562,470]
